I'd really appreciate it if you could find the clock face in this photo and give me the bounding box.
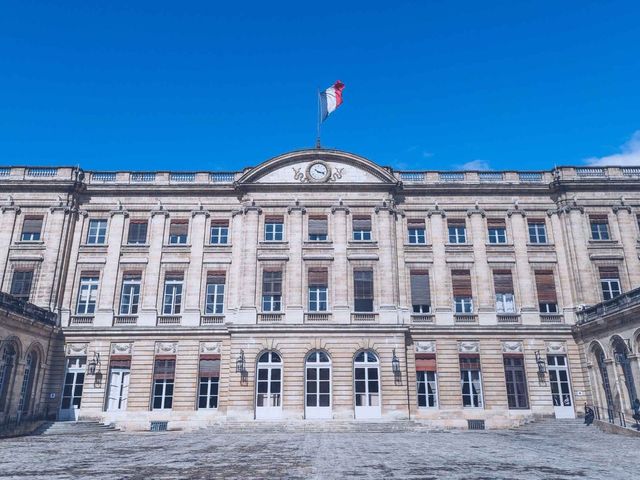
[307,161,330,182]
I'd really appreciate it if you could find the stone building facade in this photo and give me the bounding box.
[1,149,639,430]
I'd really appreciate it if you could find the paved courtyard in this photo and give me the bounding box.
[0,420,638,479]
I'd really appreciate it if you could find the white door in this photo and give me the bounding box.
[107,368,130,411]
[59,357,86,421]
[547,355,575,419]
[255,351,282,420]
[354,350,381,419]
[305,351,332,420]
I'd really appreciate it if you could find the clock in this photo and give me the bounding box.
[306,161,331,182]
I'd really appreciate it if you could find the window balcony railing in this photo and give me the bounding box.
[411,313,435,324]
[200,314,225,325]
[92,172,117,182]
[351,312,378,323]
[454,313,478,324]
[69,315,94,326]
[399,172,425,182]
[113,315,138,326]
[130,172,156,182]
[26,167,57,177]
[576,167,606,177]
[210,172,235,183]
[157,315,181,325]
[478,172,503,182]
[439,172,464,182]
[540,313,564,324]
[496,313,521,324]
[258,313,284,323]
[304,312,332,322]
[518,172,543,183]
[170,172,195,183]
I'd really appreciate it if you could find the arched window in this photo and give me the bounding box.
[18,351,37,414]
[305,351,331,419]
[255,351,282,419]
[0,343,17,411]
[612,337,638,409]
[354,350,381,419]
[592,344,614,420]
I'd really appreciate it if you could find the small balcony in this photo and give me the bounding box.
[540,313,564,324]
[304,312,332,323]
[69,315,94,326]
[113,315,138,326]
[200,315,225,325]
[258,313,284,323]
[411,313,435,324]
[454,314,478,324]
[157,315,182,326]
[496,313,521,324]
[351,312,379,323]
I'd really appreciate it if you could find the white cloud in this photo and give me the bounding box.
[586,130,640,166]
[456,159,491,171]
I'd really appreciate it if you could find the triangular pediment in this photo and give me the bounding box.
[237,149,398,185]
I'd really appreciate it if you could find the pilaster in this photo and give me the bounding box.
[467,207,493,324]
[428,210,452,324]
[0,202,20,291]
[286,204,305,324]
[139,209,168,326]
[183,208,209,326]
[508,210,537,323]
[331,202,350,324]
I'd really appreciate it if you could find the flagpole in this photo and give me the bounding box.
[316,87,321,149]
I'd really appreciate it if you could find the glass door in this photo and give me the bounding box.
[106,368,130,411]
[354,350,381,419]
[59,357,86,421]
[547,355,575,418]
[305,351,331,419]
[255,351,282,419]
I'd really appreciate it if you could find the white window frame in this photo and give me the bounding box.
[262,294,281,312]
[454,297,473,313]
[76,276,99,315]
[198,375,219,409]
[353,228,372,241]
[528,222,547,244]
[119,276,141,315]
[210,225,229,244]
[601,278,621,301]
[416,370,438,408]
[487,227,507,244]
[591,221,610,241]
[205,282,225,314]
[265,222,284,242]
[308,286,328,312]
[495,293,516,313]
[163,280,183,315]
[408,227,426,244]
[86,219,108,244]
[448,226,466,244]
[461,368,483,408]
[539,302,558,313]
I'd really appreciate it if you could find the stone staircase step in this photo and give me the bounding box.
[34,421,120,436]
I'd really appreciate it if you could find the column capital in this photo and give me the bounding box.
[191,203,210,217]
[466,203,486,217]
[1,195,20,214]
[426,209,446,218]
[507,207,526,217]
[613,204,632,214]
[331,198,350,214]
[287,200,306,214]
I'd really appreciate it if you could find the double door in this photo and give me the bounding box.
[106,368,130,411]
[547,355,575,419]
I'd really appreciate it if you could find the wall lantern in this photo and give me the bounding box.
[236,349,248,385]
[87,352,101,376]
[535,350,546,375]
[391,348,401,375]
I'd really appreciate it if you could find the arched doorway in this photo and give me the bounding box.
[612,336,638,410]
[18,351,38,415]
[255,351,282,419]
[354,350,381,419]
[592,343,614,421]
[305,350,331,419]
[0,342,18,412]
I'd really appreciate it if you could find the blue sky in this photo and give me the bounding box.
[1,1,639,171]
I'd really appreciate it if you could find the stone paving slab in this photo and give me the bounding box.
[0,422,638,479]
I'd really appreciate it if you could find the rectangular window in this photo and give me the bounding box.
[535,270,558,313]
[504,356,529,409]
[163,273,183,314]
[205,272,225,314]
[264,216,284,241]
[119,273,141,315]
[10,270,34,301]
[416,353,437,408]
[354,269,374,312]
[21,216,43,241]
[460,356,483,408]
[590,215,610,241]
[152,358,175,410]
[308,216,328,241]
[210,220,229,244]
[493,270,515,313]
[308,268,328,311]
[452,269,473,313]
[262,270,282,311]
[198,356,220,409]
[487,219,507,244]
[599,266,621,300]
[86,219,107,244]
[352,216,372,241]
[76,274,99,314]
[128,220,148,244]
[169,220,188,244]
[448,220,466,244]
[410,270,431,313]
[528,219,547,244]
[407,219,426,244]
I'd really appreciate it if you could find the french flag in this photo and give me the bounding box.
[320,81,345,122]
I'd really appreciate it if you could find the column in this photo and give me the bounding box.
[139,210,168,326]
[468,210,493,324]
[238,206,260,323]
[331,204,350,323]
[509,211,537,324]
[183,208,209,326]
[567,207,597,304]
[429,211,451,325]
[286,205,304,324]
[95,210,126,326]
[548,210,575,317]
[394,213,410,324]
[0,204,19,291]
[376,207,398,323]
[226,211,244,314]
[613,206,640,289]
[60,211,88,326]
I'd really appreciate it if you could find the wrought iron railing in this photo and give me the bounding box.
[590,404,640,431]
[576,286,640,325]
[0,408,52,437]
[0,291,57,325]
